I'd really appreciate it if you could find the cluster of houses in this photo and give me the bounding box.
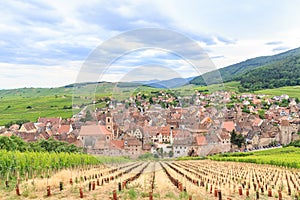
[68,91,300,158]
[0,91,299,158]
[0,117,79,145]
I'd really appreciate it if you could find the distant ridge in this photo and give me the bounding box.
[133,77,195,88]
[190,47,300,91]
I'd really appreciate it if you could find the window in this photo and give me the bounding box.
[107,118,110,123]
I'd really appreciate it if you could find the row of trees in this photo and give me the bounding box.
[0,135,84,153]
[4,119,30,128]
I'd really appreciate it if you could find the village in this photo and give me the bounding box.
[1,90,299,159]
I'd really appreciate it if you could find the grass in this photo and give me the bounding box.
[96,155,131,164]
[0,95,79,125]
[176,156,206,161]
[255,85,300,98]
[0,82,143,125]
[209,146,300,168]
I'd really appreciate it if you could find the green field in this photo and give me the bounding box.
[255,85,300,98]
[209,147,300,168]
[0,82,146,125]
[2,80,300,126]
[0,95,77,125]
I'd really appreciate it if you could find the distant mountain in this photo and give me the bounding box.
[146,77,191,88]
[131,79,160,84]
[132,76,195,88]
[190,47,300,87]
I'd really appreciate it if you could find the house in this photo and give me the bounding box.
[124,137,142,158]
[57,124,73,135]
[158,125,171,143]
[252,133,260,147]
[143,126,160,143]
[78,125,113,153]
[252,118,263,127]
[9,124,20,131]
[108,140,126,156]
[38,117,62,133]
[173,130,193,157]
[222,121,235,132]
[219,129,231,144]
[279,120,293,145]
[19,122,36,133]
[127,126,143,140]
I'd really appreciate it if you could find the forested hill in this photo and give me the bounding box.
[190,47,300,90]
[238,54,300,91]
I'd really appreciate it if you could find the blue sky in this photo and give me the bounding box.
[1,0,300,88]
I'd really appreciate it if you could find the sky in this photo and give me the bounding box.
[1,0,300,89]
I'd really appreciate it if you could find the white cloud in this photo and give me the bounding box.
[0,61,81,89]
[0,0,300,88]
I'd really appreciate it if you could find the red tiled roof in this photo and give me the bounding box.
[160,125,170,136]
[220,132,231,140]
[172,113,181,119]
[281,120,289,126]
[58,125,71,134]
[125,137,142,146]
[143,126,160,136]
[99,125,112,135]
[79,125,111,136]
[38,117,61,125]
[252,118,263,127]
[222,121,235,132]
[110,140,124,149]
[21,122,36,131]
[195,135,207,146]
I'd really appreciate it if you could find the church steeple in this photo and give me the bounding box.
[106,110,112,131]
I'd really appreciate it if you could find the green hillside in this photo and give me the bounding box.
[238,54,300,91]
[190,47,300,89]
[254,85,300,98]
[0,82,161,126]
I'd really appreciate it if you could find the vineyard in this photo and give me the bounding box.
[0,154,299,199]
[209,147,300,168]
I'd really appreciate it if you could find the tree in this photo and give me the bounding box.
[230,129,237,145]
[230,130,246,148]
[0,136,17,151]
[149,97,154,104]
[258,110,265,119]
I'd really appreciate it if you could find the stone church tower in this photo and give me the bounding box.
[106,111,112,131]
[279,120,292,145]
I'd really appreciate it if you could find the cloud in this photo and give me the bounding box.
[1,1,300,88]
[211,55,225,59]
[265,41,283,45]
[272,46,291,52]
[0,61,81,89]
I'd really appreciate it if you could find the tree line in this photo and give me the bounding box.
[0,135,84,153]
